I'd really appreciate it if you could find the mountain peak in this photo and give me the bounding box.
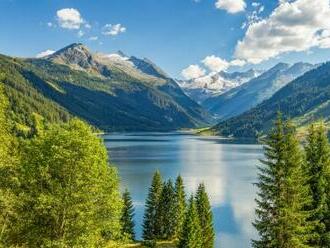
[129,56,168,78]
[52,43,90,56]
[47,43,96,70]
[272,62,290,70]
[259,62,290,78]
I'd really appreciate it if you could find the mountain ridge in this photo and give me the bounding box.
[0,43,211,132]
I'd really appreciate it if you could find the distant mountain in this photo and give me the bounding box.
[208,62,330,138]
[178,69,261,103]
[0,43,211,132]
[203,62,316,120]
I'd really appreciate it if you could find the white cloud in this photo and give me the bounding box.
[84,23,92,29]
[102,24,126,36]
[47,22,53,27]
[215,0,246,14]
[56,8,84,30]
[182,56,246,80]
[36,49,55,58]
[235,0,330,63]
[251,2,261,7]
[230,59,246,66]
[89,36,98,41]
[181,65,206,80]
[202,55,229,72]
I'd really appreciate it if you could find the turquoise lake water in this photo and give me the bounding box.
[104,132,263,247]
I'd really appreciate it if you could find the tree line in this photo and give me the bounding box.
[253,114,330,247]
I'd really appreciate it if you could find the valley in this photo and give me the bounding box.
[1,43,328,139]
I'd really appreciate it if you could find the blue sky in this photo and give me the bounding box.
[1,0,330,78]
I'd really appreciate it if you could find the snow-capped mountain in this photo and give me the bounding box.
[178,69,262,103]
[203,62,317,120]
[48,43,169,83]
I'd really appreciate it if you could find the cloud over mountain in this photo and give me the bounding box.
[202,55,229,72]
[181,64,206,80]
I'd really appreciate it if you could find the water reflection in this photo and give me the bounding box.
[103,132,263,248]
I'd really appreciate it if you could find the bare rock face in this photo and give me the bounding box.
[48,43,97,70]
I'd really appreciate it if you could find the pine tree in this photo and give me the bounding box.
[174,175,186,238]
[156,179,177,240]
[195,183,215,248]
[142,170,163,241]
[121,189,135,241]
[305,122,330,246]
[252,115,312,247]
[178,195,202,248]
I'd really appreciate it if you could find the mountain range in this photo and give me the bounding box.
[1,42,329,137]
[208,62,330,138]
[0,43,211,133]
[202,62,317,120]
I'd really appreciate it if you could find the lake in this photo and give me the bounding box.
[103,132,263,248]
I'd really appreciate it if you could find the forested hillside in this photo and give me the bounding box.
[0,44,210,133]
[208,62,330,138]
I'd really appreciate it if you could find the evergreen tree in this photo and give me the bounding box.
[178,195,202,248]
[305,122,330,246]
[12,119,123,247]
[0,85,18,246]
[195,183,215,248]
[121,189,135,241]
[252,116,312,247]
[156,179,177,240]
[174,175,186,238]
[142,170,163,241]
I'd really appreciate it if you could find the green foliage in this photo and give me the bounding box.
[121,189,136,241]
[178,195,202,248]
[195,183,215,248]
[253,115,313,247]
[0,85,19,247]
[174,175,186,238]
[143,171,163,241]
[304,122,330,246]
[156,179,177,240]
[8,119,123,247]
